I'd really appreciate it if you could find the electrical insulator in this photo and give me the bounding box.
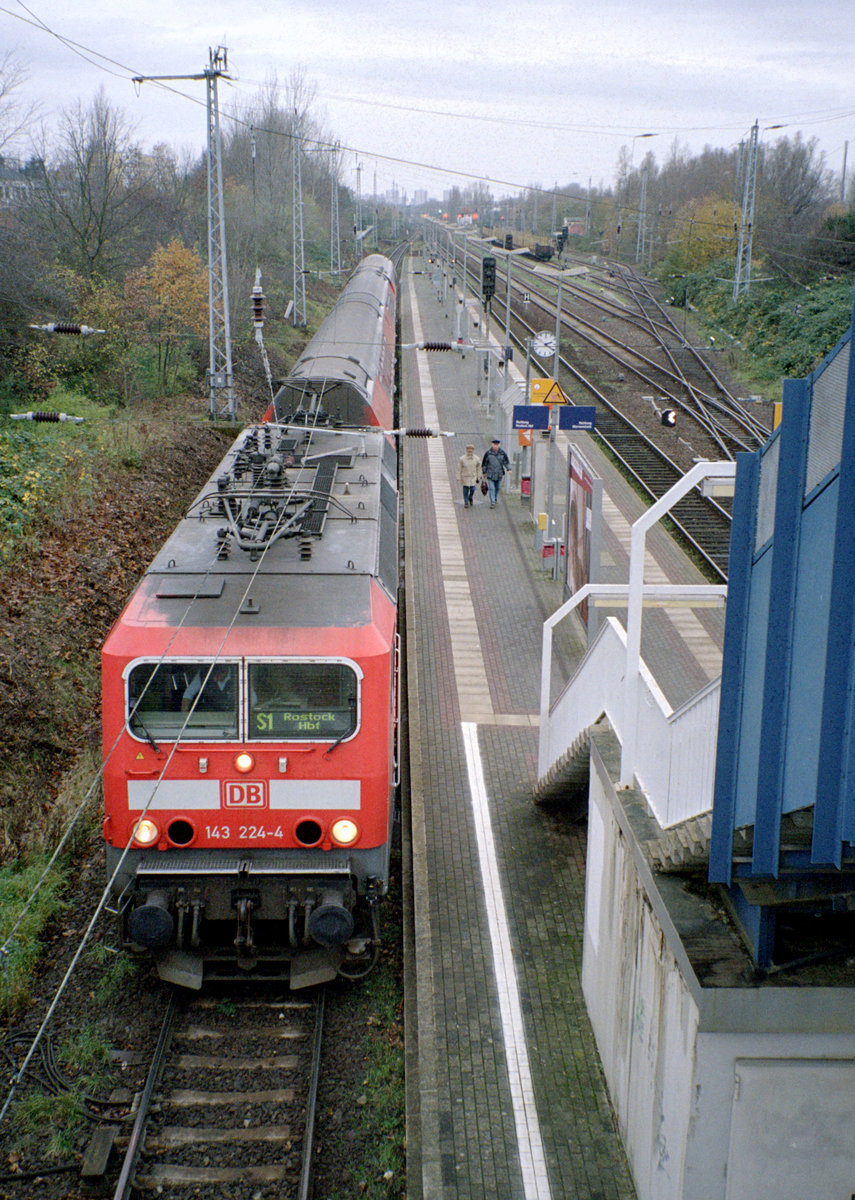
[9,411,85,423]
[422,342,453,351]
[251,286,265,328]
[29,322,104,336]
[383,426,453,438]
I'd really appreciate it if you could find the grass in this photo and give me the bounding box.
[345,898,406,1198]
[3,1000,117,1163]
[0,385,209,556]
[10,1090,87,1159]
[86,946,145,1004]
[0,389,105,557]
[59,1023,111,1073]
[0,860,68,1018]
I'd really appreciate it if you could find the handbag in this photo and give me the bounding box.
[480,479,488,495]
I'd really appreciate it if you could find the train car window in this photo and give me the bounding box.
[128,661,239,740]
[248,662,358,741]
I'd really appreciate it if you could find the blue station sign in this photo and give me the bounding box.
[558,405,597,431]
[512,404,550,430]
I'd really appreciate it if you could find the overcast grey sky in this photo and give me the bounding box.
[3,0,853,201]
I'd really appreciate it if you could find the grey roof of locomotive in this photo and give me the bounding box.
[139,422,397,630]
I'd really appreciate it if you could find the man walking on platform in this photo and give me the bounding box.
[457,443,481,508]
[481,438,510,508]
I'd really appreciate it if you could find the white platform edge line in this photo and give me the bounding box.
[461,720,553,1200]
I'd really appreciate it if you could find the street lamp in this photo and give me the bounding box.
[629,132,656,177]
[618,133,657,253]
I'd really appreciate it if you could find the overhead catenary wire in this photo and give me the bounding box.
[4,2,852,208]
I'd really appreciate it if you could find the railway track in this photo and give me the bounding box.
[112,988,323,1199]
[439,234,770,580]
[503,254,769,459]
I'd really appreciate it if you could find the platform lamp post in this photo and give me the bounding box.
[551,269,567,381]
[527,330,557,560]
[503,249,513,389]
[447,227,455,298]
[544,271,573,577]
[462,234,468,315]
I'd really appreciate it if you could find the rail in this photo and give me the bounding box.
[443,240,744,580]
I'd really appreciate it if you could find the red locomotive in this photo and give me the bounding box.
[102,255,399,989]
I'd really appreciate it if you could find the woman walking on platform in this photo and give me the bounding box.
[457,444,481,508]
[481,439,510,508]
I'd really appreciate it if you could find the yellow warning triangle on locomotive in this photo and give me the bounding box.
[530,377,567,404]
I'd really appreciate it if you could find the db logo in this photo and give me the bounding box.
[223,780,268,809]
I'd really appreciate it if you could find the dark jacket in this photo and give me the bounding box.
[481,447,510,481]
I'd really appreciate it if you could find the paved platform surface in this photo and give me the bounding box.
[401,251,724,1200]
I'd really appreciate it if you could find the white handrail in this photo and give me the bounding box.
[539,461,733,790]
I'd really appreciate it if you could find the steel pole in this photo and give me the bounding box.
[503,252,512,389]
[552,272,563,380]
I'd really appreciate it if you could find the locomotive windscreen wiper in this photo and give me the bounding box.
[131,713,160,754]
[324,698,357,757]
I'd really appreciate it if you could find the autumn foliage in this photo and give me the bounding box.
[125,240,208,392]
[8,242,209,406]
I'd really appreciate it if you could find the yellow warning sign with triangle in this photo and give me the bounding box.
[530,377,567,404]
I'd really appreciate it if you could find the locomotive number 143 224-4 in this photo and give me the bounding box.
[205,825,285,840]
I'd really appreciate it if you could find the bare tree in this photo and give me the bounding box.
[29,87,156,277]
[755,133,836,279]
[221,69,342,317]
[0,51,39,156]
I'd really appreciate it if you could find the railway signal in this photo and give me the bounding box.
[482,256,496,302]
[251,280,265,328]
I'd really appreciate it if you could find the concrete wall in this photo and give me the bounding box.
[583,736,855,1200]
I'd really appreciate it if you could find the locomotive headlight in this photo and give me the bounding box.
[132,818,160,847]
[331,818,360,847]
[233,752,255,774]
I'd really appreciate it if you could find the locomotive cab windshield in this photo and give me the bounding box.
[248,661,357,741]
[127,658,360,742]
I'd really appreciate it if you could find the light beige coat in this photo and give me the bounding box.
[457,451,481,485]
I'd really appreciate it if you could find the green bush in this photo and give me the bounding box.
[660,261,854,382]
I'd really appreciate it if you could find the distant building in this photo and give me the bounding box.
[0,157,36,208]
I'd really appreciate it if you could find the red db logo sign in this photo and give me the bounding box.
[223,780,268,809]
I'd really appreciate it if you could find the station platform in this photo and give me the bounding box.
[400,253,726,1200]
